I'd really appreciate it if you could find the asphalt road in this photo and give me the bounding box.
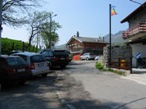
[1,61,146,109]
[65,60,146,109]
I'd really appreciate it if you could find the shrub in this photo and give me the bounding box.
[95,62,104,70]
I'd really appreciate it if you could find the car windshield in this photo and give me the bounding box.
[7,57,26,66]
[53,50,68,56]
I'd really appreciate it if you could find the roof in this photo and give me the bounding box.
[121,2,146,23]
[67,36,107,45]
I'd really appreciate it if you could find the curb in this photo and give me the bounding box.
[56,91,76,109]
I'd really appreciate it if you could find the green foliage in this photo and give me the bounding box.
[1,38,38,55]
[95,62,104,70]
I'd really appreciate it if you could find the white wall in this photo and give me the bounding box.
[131,43,146,67]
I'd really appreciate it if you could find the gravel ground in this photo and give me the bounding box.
[0,73,66,109]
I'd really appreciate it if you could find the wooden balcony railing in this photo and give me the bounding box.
[122,22,146,39]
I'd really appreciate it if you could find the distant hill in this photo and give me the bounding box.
[54,44,67,50]
[103,31,127,46]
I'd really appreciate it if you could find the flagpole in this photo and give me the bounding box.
[109,4,112,67]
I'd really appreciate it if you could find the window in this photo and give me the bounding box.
[31,55,46,62]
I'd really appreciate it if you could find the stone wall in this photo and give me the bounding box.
[103,45,132,69]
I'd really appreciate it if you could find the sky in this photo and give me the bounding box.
[2,0,145,46]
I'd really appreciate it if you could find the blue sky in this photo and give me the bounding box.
[2,0,145,45]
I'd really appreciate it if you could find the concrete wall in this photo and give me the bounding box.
[131,43,146,67]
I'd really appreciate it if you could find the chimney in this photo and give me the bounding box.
[77,31,79,37]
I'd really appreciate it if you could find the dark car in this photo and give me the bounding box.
[11,52,50,77]
[0,55,31,85]
[38,49,70,69]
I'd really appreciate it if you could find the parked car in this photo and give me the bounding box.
[80,52,96,60]
[95,55,100,60]
[0,55,31,85]
[11,52,50,77]
[65,50,72,62]
[38,49,70,69]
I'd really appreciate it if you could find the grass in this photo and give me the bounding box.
[95,62,126,76]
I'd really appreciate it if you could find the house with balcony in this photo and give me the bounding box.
[121,2,146,67]
[66,32,107,60]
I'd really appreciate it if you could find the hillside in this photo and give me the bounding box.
[103,31,127,45]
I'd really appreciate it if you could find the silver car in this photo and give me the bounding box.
[80,52,96,60]
[11,52,50,77]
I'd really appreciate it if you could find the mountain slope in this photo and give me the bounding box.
[103,31,127,45]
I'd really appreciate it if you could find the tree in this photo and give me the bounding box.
[40,14,61,49]
[27,11,61,49]
[2,0,41,27]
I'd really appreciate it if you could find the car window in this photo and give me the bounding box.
[42,51,53,57]
[31,55,46,62]
[17,55,27,62]
[16,57,27,65]
[53,51,68,56]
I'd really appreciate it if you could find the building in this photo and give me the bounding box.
[121,2,146,67]
[66,32,107,56]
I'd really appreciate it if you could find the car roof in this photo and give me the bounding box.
[12,52,41,57]
[0,55,20,58]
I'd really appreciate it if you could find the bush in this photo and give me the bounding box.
[95,62,104,70]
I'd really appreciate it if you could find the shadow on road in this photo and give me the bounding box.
[0,74,65,109]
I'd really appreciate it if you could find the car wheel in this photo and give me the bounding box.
[86,57,89,60]
[49,64,53,70]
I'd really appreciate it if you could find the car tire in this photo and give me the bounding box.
[86,57,89,60]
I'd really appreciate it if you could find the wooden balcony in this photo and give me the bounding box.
[122,22,146,40]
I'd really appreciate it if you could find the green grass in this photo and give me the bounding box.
[95,62,126,76]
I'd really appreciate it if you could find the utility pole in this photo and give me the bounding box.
[49,12,57,50]
[0,0,3,56]
[49,13,52,49]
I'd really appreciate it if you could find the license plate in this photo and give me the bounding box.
[17,68,25,72]
[38,63,44,67]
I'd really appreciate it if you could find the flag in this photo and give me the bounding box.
[111,7,117,16]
